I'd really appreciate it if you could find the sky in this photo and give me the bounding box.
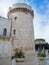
[0,0,49,42]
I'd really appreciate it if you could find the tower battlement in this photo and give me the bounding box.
[7,3,34,17]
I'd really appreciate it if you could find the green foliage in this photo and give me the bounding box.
[15,50,25,58]
[35,38,45,42]
[11,55,15,59]
[37,52,46,57]
[11,50,25,59]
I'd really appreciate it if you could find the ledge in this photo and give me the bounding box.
[7,8,34,17]
[0,35,10,41]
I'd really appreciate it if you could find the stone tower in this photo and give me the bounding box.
[7,3,35,60]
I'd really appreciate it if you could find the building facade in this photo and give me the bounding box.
[0,3,35,61]
[0,16,11,57]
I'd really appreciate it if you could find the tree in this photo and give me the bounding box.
[35,38,49,51]
[35,38,45,42]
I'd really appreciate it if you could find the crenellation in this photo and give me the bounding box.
[8,8,34,17]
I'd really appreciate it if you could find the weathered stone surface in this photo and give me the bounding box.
[0,57,11,65]
[8,3,35,62]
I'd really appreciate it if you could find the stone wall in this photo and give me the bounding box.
[0,39,11,57]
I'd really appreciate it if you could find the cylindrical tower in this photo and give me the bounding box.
[7,3,35,57]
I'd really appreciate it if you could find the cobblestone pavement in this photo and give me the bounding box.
[0,57,11,65]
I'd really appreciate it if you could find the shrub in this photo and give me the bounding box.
[37,52,46,57]
[15,50,25,58]
[11,50,25,59]
[11,55,15,59]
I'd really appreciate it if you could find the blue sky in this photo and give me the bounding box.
[0,0,49,42]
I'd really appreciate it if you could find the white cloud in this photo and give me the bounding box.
[34,8,49,42]
[0,0,33,17]
[0,0,49,43]
[34,10,42,38]
[0,0,16,17]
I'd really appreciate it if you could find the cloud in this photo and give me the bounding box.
[0,0,49,43]
[34,6,49,42]
[0,0,16,17]
[0,0,34,17]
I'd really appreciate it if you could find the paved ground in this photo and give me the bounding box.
[0,57,36,65]
[0,56,36,65]
[0,52,37,65]
[17,55,37,65]
[0,57,11,65]
[17,60,37,65]
[0,56,48,65]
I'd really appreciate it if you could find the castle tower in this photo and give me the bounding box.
[7,3,35,60]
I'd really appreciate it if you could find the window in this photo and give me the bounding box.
[14,17,17,20]
[3,28,7,36]
[13,30,16,35]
